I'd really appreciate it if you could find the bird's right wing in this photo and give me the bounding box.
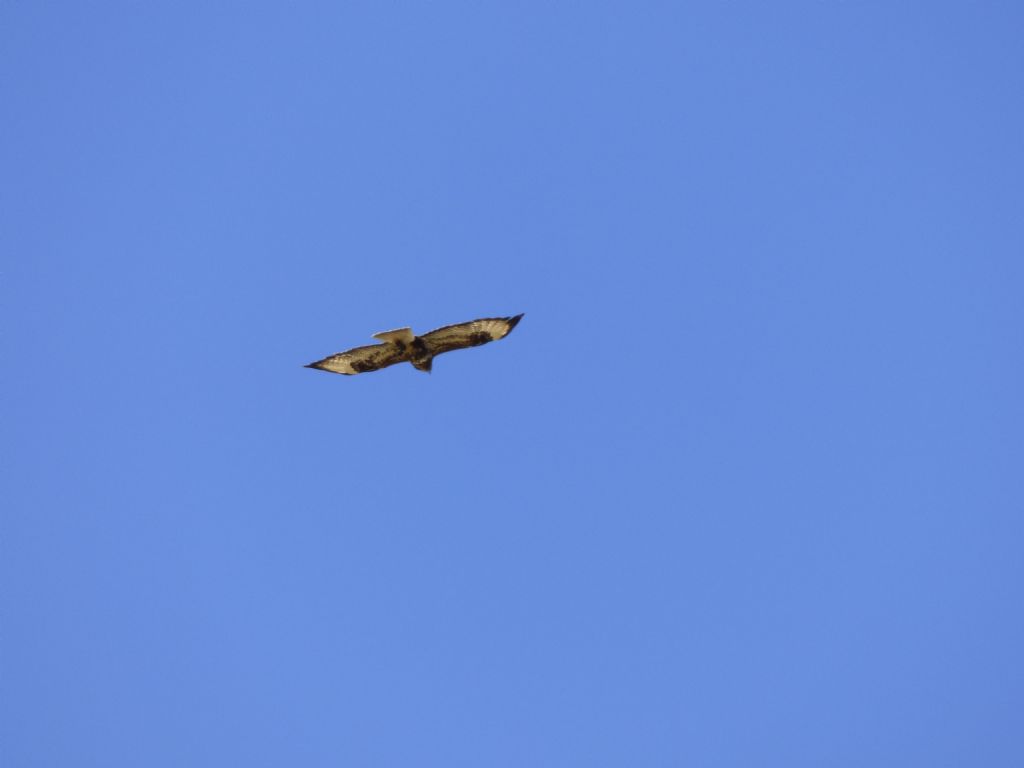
[419,315,524,357]
[305,342,408,375]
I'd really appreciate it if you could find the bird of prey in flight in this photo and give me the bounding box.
[305,314,524,375]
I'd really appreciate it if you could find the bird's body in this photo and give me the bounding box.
[305,314,523,376]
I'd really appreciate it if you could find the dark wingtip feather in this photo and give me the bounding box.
[304,362,322,370]
[507,313,524,331]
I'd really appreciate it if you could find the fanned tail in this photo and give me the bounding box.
[372,327,414,344]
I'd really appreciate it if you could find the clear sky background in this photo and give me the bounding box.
[3,2,1022,766]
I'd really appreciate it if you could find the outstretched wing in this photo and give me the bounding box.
[420,314,524,357]
[305,342,408,375]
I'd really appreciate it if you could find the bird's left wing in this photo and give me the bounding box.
[305,342,408,375]
[420,314,524,357]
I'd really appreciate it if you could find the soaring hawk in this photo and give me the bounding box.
[305,314,524,375]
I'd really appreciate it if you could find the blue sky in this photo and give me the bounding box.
[3,2,1022,766]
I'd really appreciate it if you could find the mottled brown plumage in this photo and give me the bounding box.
[305,314,524,376]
